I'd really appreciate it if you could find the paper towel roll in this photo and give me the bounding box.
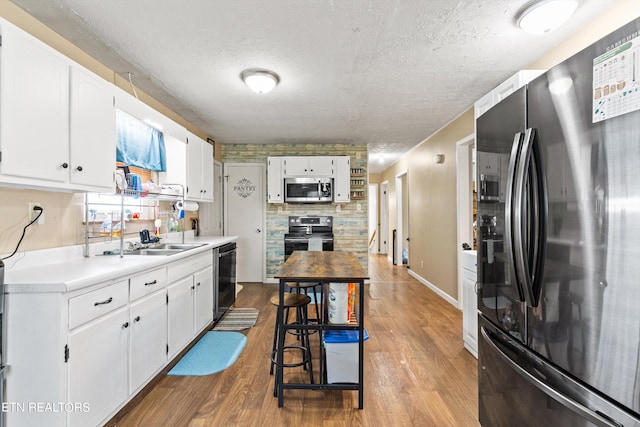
[308,237,323,251]
[328,283,348,324]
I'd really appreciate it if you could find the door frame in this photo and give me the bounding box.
[395,170,408,266]
[368,183,379,253]
[380,181,389,255]
[456,133,475,308]
[223,162,266,282]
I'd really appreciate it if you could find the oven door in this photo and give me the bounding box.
[284,236,334,260]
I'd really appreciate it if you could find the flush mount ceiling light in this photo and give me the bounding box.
[240,69,280,94]
[516,0,578,35]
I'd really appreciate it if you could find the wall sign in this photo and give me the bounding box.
[234,178,256,198]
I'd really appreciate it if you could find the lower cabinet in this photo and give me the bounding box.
[168,276,195,359]
[67,306,129,427]
[194,266,214,333]
[461,250,478,358]
[129,290,168,394]
[5,248,219,427]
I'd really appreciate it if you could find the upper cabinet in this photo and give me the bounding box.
[186,132,214,202]
[474,70,545,120]
[267,157,284,203]
[69,66,117,190]
[283,156,334,177]
[267,156,351,203]
[0,20,116,192]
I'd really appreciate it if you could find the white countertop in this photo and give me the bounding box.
[3,235,237,294]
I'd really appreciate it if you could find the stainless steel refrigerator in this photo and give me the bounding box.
[477,17,640,426]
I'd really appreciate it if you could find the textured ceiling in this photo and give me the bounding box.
[10,0,620,172]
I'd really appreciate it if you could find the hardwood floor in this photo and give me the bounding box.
[111,254,479,426]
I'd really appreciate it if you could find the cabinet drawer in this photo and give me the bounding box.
[130,267,167,301]
[69,280,128,329]
[167,251,211,283]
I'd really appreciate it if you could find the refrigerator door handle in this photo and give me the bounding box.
[480,327,622,427]
[513,128,547,307]
[505,132,526,302]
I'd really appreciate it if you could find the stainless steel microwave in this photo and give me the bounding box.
[479,173,500,202]
[284,177,333,203]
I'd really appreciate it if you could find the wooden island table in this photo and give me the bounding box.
[274,251,369,408]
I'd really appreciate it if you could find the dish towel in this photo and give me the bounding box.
[308,237,323,251]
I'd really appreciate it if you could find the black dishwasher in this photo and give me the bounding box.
[215,242,237,320]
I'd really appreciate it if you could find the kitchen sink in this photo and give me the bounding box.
[127,248,184,256]
[124,243,207,256]
[149,243,208,250]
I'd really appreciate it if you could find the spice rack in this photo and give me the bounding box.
[350,168,366,201]
[84,185,185,257]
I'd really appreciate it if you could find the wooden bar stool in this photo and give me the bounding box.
[269,292,314,397]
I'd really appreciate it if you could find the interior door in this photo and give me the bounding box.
[224,163,265,282]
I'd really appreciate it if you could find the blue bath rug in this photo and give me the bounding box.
[168,331,247,376]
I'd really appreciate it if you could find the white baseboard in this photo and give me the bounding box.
[407,269,460,309]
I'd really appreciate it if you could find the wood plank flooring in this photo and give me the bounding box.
[109,254,479,426]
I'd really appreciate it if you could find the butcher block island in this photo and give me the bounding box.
[273,251,368,408]
[2,236,235,427]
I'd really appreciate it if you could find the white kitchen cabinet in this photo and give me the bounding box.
[461,250,478,358]
[161,134,188,189]
[129,290,168,394]
[0,20,117,192]
[67,305,129,427]
[4,244,225,427]
[194,266,214,333]
[267,157,284,203]
[0,20,70,185]
[186,132,214,202]
[283,156,334,177]
[334,156,351,203]
[167,275,195,359]
[476,151,500,176]
[69,65,116,191]
[474,70,545,120]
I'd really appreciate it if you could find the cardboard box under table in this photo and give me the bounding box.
[323,329,369,383]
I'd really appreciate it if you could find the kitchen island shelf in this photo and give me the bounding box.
[274,251,368,409]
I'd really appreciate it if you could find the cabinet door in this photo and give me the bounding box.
[186,133,203,200]
[308,156,334,176]
[462,269,478,357]
[267,157,284,203]
[68,306,129,427]
[0,23,69,182]
[201,140,214,201]
[130,291,168,393]
[474,91,494,119]
[334,156,350,202]
[283,157,309,177]
[168,276,195,359]
[69,65,116,190]
[160,134,187,189]
[194,266,214,333]
[476,152,500,175]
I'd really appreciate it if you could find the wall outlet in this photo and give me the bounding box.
[29,202,44,224]
[356,203,362,211]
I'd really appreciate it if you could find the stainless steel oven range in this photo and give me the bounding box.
[284,216,334,260]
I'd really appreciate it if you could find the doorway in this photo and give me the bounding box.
[380,181,389,256]
[223,163,265,283]
[368,184,378,253]
[456,133,475,306]
[395,171,409,266]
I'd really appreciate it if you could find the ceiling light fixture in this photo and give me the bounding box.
[240,69,280,94]
[516,0,578,35]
